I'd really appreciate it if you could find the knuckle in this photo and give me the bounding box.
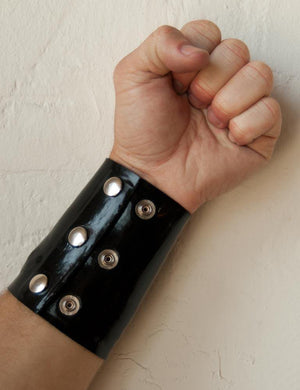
[190,80,215,103]
[245,61,274,89]
[229,120,248,143]
[265,140,277,160]
[113,59,125,82]
[262,97,281,122]
[274,123,282,138]
[182,20,221,46]
[222,38,250,64]
[263,149,274,161]
[113,63,121,82]
[113,53,133,82]
[154,24,176,38]
[213,94,234,119]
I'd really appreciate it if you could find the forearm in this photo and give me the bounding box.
[0,291,102,390]
[3,158,189,389]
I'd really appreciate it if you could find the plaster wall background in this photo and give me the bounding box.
[0,1,299,389]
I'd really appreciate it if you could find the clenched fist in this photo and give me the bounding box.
[110,20,282,213]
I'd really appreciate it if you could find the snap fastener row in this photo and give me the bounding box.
[29,177,157,319]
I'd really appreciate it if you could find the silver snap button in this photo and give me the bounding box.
[103,177,122,196]
[29,274,48,293]
[98,249,119,270]
[68,226,88,247]
[59,295,81,316]
[135,199,156,220]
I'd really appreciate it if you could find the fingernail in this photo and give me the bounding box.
[207,107,227,128]
[173,79,185,94]
[188,93,207,109]
[180,44,203,56]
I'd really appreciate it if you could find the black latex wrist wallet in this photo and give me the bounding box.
[8,158,190,359]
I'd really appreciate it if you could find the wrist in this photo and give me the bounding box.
[109,148,204,213]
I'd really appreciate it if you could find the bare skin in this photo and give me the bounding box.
[0,20,281,390]
[0,291,103,390]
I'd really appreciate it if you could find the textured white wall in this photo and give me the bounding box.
[1,1,299,389]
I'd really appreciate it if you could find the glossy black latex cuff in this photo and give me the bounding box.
[8,158,190,359]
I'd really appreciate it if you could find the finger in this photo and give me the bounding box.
[231,97,282,160]
[188,38,250,108]
[207,61,274,128]
[172,20,221,94]
[247,128,281,160]
[228,97,282,145]
[113,25,209,90]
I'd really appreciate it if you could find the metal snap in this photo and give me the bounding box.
[135,199,156,220]
[98,249,119,270]
[68,226,88,247]
[103,177,122,196]
[29,274,48,293]
[59,295,81,316]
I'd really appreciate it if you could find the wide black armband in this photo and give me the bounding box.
[8,158,190,359]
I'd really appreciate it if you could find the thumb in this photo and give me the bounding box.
[114,25,209,84]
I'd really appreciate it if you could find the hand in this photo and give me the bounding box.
[110,20,282,213]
